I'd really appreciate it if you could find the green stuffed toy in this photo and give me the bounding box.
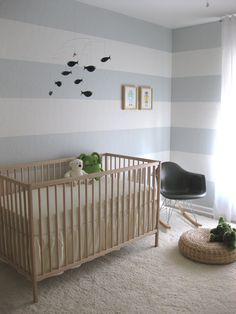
[78,152,103,179]
[210,216,236,249]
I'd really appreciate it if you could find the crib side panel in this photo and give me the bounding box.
[32,157,160,281]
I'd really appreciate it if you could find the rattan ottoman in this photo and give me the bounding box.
[178,228,236,264]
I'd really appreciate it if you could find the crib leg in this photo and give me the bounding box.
[32,280,38,303]
[155,231,159,247]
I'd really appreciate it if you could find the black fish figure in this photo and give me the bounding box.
[81,91,92,97]
[84,65,96,72]
[61,71,72,76]
[101,56,111,62]
[67,61,79,67]
[74,79,83,84]
[55,81,62,87]
[49,91,53,96]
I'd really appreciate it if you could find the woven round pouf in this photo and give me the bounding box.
[178,228,236,264]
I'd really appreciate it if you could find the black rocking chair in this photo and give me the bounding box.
[159,162,206,228]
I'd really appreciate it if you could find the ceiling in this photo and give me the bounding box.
[77,0,236,29]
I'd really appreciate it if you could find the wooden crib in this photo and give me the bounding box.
[0,153,160,302]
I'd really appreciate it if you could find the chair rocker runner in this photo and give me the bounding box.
[159,162,206,228]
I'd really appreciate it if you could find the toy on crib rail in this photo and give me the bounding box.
[64,159,87,184]
[78,152,103,180]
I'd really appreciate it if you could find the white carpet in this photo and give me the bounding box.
[0,212,236,314]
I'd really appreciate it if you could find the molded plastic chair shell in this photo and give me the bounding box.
[160,162,206,201]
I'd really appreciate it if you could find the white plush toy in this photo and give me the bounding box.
[64,159,87,184]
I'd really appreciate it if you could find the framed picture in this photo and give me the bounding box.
[139,86,153,110]
[122,85,137,110]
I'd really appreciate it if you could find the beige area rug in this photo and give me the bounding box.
[0,212,236,314]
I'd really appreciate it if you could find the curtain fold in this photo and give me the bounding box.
[214,15,236,222]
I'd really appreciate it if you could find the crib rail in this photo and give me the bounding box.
[0,153,160,303]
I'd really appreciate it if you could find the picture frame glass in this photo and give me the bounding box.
[140,87,152,110]
[123,85,137,109]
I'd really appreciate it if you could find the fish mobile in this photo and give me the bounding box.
[48,55,111,97]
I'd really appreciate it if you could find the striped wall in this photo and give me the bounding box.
[171,22,222,211]
[0,0,222,214]
[0,0,172,164]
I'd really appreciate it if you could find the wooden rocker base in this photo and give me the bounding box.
[159,207,202,229]
[159,219,171,229]
[182,211,202,227]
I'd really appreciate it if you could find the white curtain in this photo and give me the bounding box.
[214,15,236,222]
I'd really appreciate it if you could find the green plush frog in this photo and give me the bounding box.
[78,152,103,178]
[210,216,236,249]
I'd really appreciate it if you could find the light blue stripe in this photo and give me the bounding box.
[0,59,171,100]
[0,127,170,165]
[173,22,221,52]
[0,0,172,52]
[172,76,221,102]
[171,127,215,155]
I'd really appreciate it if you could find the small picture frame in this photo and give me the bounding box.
[122,85,137,110]
[138,86,153,110]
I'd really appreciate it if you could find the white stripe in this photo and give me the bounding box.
[140,151,170,161]
[171,102,220,129]
[0,18,172,78]
[0,99,171,137]
[170,151,215,182]
[172,48,221,78]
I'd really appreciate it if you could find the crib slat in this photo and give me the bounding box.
[19,185,26,271]
[0,180,6,256]
[133,169,136,238]
[110,155,112,171]
[70,182,74,262]
[78,181,82,260]
[128,169,131,240]
[27,168,30,184]
[99,179,102,252]
[0,181,3,254]
[138,168,141,236]
[155,162,161,247]
[122,171,125,243]
[148,167,151,232]
[10,182,17,265]
[46,186,52,272]
[111,174,114,247]
[41,165,44,182]
[38,188,44,275]
[105,175,107,250]
[6,182,13,260]
[54,185,59,268]
[85,179,89,257]
[117,172,120,245]
[14,183,21,267]
[152,166,156,230]
[1,181,8,259]
[53,164,56,180]
[34,166,37,184]
[23,187,30,271]
[63,183,67,265]
[28,185,38,303]
[20,168,24,182]
[92,179,95,255]
[143,168,146,234]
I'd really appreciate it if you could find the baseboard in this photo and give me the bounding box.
[160,199,214,219]
[191,204,214,218]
